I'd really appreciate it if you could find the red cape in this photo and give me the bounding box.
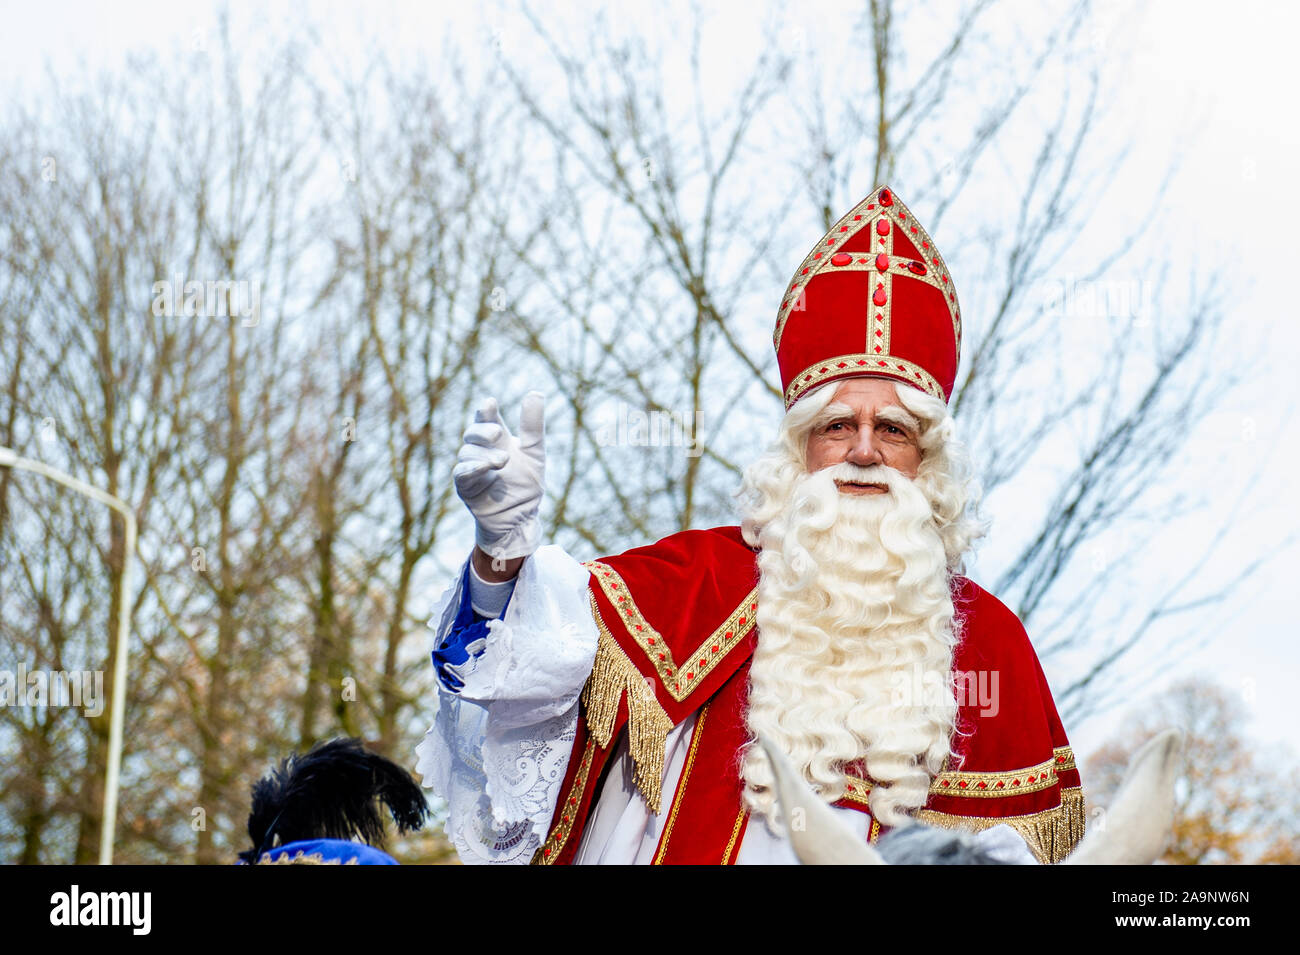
[532,526,1084,865]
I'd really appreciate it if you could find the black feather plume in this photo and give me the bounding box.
[240,738,429,864]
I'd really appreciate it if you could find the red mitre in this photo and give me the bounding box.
[775,185,962,409]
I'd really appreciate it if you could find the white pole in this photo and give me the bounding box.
[0,446,136,865]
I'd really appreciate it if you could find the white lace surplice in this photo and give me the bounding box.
[415,545,597,864]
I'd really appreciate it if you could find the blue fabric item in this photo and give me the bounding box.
[432,559,511,692]
[251,838,400,865]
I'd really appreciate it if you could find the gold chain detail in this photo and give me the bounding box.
[722,808,748,863]
[652,703,710,863]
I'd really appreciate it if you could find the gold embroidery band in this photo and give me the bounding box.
[931,755,1060,798]
[532,737,598,865]
[784,352,944,409]
[1053,745,1077,773]
[842,751,1064,803]
[584,559,757,704]
[585,560,680,684]
[256,850,359,865]
[840,777,874,807]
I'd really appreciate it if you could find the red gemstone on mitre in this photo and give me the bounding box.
[876,219,890,236]
[875,253,889,270]
[873,287,888,306]
[831,252,852,266]
[907,261,927,275]
[879,188,893,206]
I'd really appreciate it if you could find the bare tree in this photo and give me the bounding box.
[1085,678,1300,865]
[484,0,1270,724]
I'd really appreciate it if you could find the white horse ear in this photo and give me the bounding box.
[759,734,887,865]
[1063,728,1183,866]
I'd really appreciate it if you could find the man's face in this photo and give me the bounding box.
[804,378,922,494]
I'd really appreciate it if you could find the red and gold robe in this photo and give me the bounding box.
[531,525,1084,865]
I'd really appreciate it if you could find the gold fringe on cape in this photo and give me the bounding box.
[917,785,1087,864]
[582,595,674,813]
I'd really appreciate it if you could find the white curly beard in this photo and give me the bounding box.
[740,459,960,830]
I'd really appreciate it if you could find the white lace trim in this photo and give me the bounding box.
[414,545,596,864]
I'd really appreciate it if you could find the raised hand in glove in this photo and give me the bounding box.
[453,392,545,573]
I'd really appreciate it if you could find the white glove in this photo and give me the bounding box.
[453,392,546,562]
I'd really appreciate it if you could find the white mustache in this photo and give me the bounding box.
[816,462,906,488]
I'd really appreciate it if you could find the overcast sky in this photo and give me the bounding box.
[2,0,1297,766]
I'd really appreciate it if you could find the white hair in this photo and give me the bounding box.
[734,378,985,830]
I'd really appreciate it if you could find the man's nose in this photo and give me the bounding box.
[845,430,884,467]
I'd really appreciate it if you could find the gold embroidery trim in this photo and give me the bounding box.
[916,785,1087,865]
[653,703,710,864]
[784,352,945,408]
[840,777,874,807]
[585,559,680,682]
[931,755,1060,798]
[838,753,1062,802]
[583,559,758,704]
[1053,745,1077,773]
[871,207,894,356]
[255,849,360,865]
[583,596,673,813]
[531,737,597,865]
